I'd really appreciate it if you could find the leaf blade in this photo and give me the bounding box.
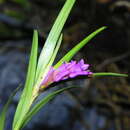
[13,30,38,130]
[21,86,76,129]
[54,26,106,68]
[93,72,128,77]
[0,85,21,130]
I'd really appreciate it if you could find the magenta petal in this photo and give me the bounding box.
[54,69,70,82]
[40,67,55,86]
[69,71,89,78]
[79,59,84,64]
[81,64,89,70]
[66,61,76,70]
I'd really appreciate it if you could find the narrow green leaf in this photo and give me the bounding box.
[93,72,128,77]
[48,34,63,67]
[36,0,76,80]
[54,26,106,68]
[35,34,63,91]
[0,85,21,130]
[13,30,38,130]
[21,86,76,129]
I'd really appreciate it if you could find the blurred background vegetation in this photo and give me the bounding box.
[0,0,130,130]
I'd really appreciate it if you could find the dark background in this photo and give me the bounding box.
[0,0,130,130]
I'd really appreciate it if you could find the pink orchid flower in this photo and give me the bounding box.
[40,59,92,88]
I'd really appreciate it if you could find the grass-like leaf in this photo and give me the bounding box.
[54,26,106,68]
[13,30,38,130]
[0,85,21,130]
[38,34,63,90]
[21,86,76,129]
[36,0,76,81]
[93,72,128,77]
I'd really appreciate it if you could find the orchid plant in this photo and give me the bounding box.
[0,0,127,130]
